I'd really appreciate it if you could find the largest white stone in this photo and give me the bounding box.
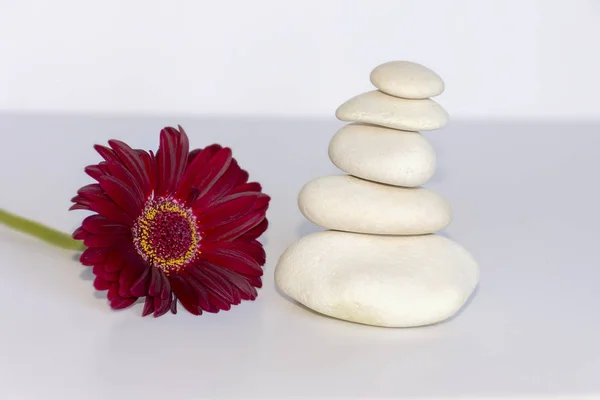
[275,231,479,327]
[336,90,449,131]
[299,175,452,235]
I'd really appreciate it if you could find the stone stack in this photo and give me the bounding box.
[275,61,479,328]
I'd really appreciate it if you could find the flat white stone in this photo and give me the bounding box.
[298,175,451,235]
[370,61,445,99]
[275,231,479,327]
[335,90,449,131]
[328,123,436,187]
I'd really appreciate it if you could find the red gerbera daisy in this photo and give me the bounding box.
[70,126,270,317]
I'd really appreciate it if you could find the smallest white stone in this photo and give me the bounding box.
[371,61,444,99]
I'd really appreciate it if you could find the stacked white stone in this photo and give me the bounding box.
[275,61,479,328]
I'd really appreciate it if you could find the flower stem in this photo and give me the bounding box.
[0,208,85,251]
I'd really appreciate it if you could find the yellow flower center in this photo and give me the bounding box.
[132,198,200,274]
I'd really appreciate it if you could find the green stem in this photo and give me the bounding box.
[0,208,85,251]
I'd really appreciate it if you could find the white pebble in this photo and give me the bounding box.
[370,61,444,99]
[275,231,479,327]
[336,90,449,131]
[328,123,436,187]
[298,175,451,235]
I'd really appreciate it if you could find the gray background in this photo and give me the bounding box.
[0,115,598,399]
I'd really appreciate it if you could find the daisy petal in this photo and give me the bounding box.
[207,264,258,301]
[192,148,233,200]
[200,244,263,276]
[97,176,143,218]
[129,266,151,297]
[106,160,145,203]
[80,247,109,265]
[93,277,111,291]
[187,264,235,304]
[207,212,267,242]
[169,274,202,315]
[108,140,153,197]
[142,296,155,316]
[84,233,126,248]
[72,226,88,240]
[196,194,258,230]
[240,219,269,241]
[82,215,130,235]
[156,127,188,197]
[193,159,242,209]
[153,295,172,317]
[176,145,222,200]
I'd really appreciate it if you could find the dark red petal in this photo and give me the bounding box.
[160,275,172,300]
[169,274,202,315]
[187,264,235,303]
[108,140,153,197]
[88,197,134,226]
[226,240,266,265]
[119,261,148,297]
[196,194,258,230]
[178,271,216,312]
[203,266,240,305]
[192,159,243,209]
[248,275,263,288]
[255,194,270,211]
[83,233,126,248]
[108,283,136,310]
[102,248,126,272]
[72,227,88,240]
[85,164,107,181]
[97,176,143,218]
[94,276,111,290]
[148,268,160,297]
[155,127,189,197]
[206,292,231,312]
[80,247,108,265]
[77,183,105,199]
[142,296,155,316]
[94,145,119,162]
[111,296,137,310]
[207,212,267,242]
[176,145,222,200]
[170,294,178,314]
[200,244,263,276]
[136,150,156,195]
[210,265,258,301]
[153,295,171,317]
[93,264,119,281]
[240,219,269,241]
[129,266,151,297]
[187,148,202,164]
[106,160,146,204]
[229,182,262,196]
[191,148,233,200]
[82,215,130,235]
[69,203,92,211]
[236,169,249,186]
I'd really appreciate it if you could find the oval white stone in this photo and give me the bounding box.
[275,231,479,327]
[335,90,449,131]
[298,175,451,235]
[370,61,445,99]
[328,123,436,187]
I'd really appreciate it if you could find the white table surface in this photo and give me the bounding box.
[0,114,598,400]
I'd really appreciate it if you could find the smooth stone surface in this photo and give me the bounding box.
[370,61,445,99]
[328,123,436,187]
[298,175,451,235]
[275,231,479,327]
[335,90,449,131]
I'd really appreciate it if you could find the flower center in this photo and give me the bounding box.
[132,197,200,274]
